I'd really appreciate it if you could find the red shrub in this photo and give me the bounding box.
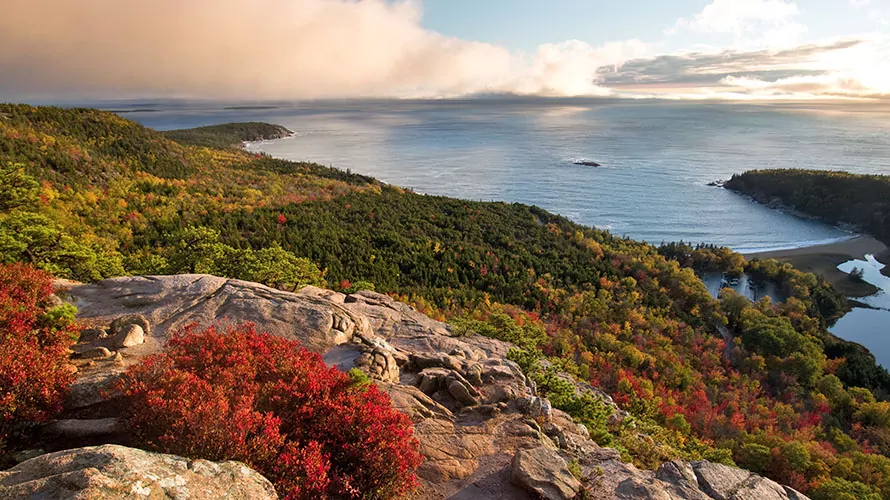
[116,324,422,500]
[0,263,77,450]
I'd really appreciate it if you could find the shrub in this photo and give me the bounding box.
[347,367,372,388]
[0,263,77,452]
[344,281,376,294]
[811,478,882,500]
[115,324,422,500]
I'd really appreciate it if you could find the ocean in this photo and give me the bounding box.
[127,98,890,253]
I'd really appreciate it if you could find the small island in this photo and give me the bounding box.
[573,160,601,167]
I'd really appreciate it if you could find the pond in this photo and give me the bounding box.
[830,255,890,370]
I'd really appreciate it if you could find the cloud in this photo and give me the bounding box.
[601,37,890,100]
[509,40,652,97]
[0,0,652,100]
[600,39,861,87]
[719,73,881,98]
[668,0,805,48]
[672,0,799,34]
[0,0,885,102]
[0,0,501,99]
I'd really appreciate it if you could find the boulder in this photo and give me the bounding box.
[76,347,113,360]
[417,369,444,395]
[65,368,126,411]
[511,447,581,500]
[656,460,698,485]
[411,352,463,372]
[691,461,804,500]
[0,444,277,499]
[78,328,108,343]
[414,368,480,407]
[691,461,751,500]
[521,396,553,421]
[464,362,484,386]
[352,345,400,383]
[110,314,151,337]
[487,383,521,404]
[112,324,144,348]
[447,378,477,407]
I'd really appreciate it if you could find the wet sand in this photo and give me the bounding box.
[742,236,887,298]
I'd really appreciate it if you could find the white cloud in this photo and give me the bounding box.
[603,36,890,100]
[850,0,872,8]
[0,0,654,100]
[671,0,799,34]
[669,0,806,49]
[0,0,885,102]
[721,73,874,98]
[510,40,653,97]
[695,37,890,99]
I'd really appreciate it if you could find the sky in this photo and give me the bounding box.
[422,0,885,53]
[0,0,888,101]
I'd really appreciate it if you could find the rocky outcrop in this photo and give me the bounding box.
[511,447,582,500]
[610,460,813,500]
[688,461,808,500]
[66,276,365,354]
[0,445,277,499]
[575,160,602,167]
[47,275,810,500]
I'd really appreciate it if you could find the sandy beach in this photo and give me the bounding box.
[743,236,887,261]
[743,236,888,297]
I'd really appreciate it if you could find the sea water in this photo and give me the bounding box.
[832,256,890,369]
[126,98,890,252]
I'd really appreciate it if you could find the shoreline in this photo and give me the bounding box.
[742,236,887,298]
[242,127,889,287]
[741,235,887,261]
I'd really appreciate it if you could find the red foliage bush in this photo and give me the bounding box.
[0,263,77,450]
[115,324,422,499]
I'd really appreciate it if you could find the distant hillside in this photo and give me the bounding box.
[725,169,890,246]
[162,122,293,149]
[2,105,890,498]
